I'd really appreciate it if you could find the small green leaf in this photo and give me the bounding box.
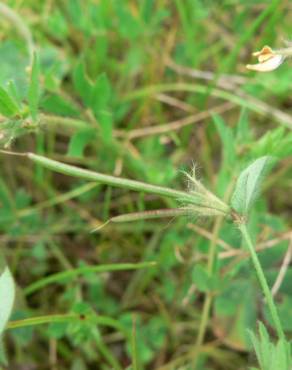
[236,108,250,144]
[42,94,80,117]
[7,80,22,108]
[0,266,15,336]
[231,156,274,215]
[248,322,291,370]
[213,114,236,167]
[47,322,68,339]
[96,110,113,143]
[73,62,93,107]
[258,322,271,369]
[91,73,112,113]
[28,53,40,121]
[0,86,20,117]
[191,264,210,292]
[67,128,95,158]
[251,127,292,159]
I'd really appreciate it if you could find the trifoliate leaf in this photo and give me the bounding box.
[0,86,19,117]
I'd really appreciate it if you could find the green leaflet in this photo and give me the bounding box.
[24,261,157,295]
[91,73,111,113]
[28,53,40,121]
[73,61,93,107]
[213,113,236,168]
[231,156,274,215]
[91,73,113,142]
[248,322,291,370]
[0,86,19,117]
[67,128,96,158]
[191,264,211,292]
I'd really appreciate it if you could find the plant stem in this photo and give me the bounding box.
[193,181,235,366]
[193,217,222,361]
[195,294,212,347]
[109,209,191,223]
[26,153,203,205]
[238,223,285,340]
[7,313,126,335]
[8,312,125,369]
[24,261,157,295]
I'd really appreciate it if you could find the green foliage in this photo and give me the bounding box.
[91,73,113,142]
[121,313,167,365]
[28,53,40,121]
[0,41,28,95]
[249,322,291,370]
[0,1,291,369]
[231,157,274,215]
[213,114,236,168]
[192,264,212,292]
[67,128,96,158]
[73,62,93,107]
[251,127,292,159]
[73,63,114,141]
[0,86,20,117]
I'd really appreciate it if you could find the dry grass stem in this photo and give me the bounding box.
[119,102,234,140]
[271,237,292,297]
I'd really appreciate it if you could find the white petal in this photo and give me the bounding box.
[246,55,284,72]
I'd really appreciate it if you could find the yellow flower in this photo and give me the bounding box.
[246,45,284,72]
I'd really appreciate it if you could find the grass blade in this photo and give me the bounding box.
[24,262,157,295]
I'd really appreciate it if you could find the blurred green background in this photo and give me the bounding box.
[0,0,291,369]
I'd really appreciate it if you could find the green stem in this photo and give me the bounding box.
[109,209,191,223]
[238,223,285,340]
[27,153,200,204]
[7,313,76,329]
[24,261,157,296]
[91,329,122,370]
[131,315,139,370]
[7,313,126,336]
[195,294,212,348]
[8,313,125,369]
[17,182,98,217]
[194,217,222,362]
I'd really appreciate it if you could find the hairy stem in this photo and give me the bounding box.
[27,153,190,199]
